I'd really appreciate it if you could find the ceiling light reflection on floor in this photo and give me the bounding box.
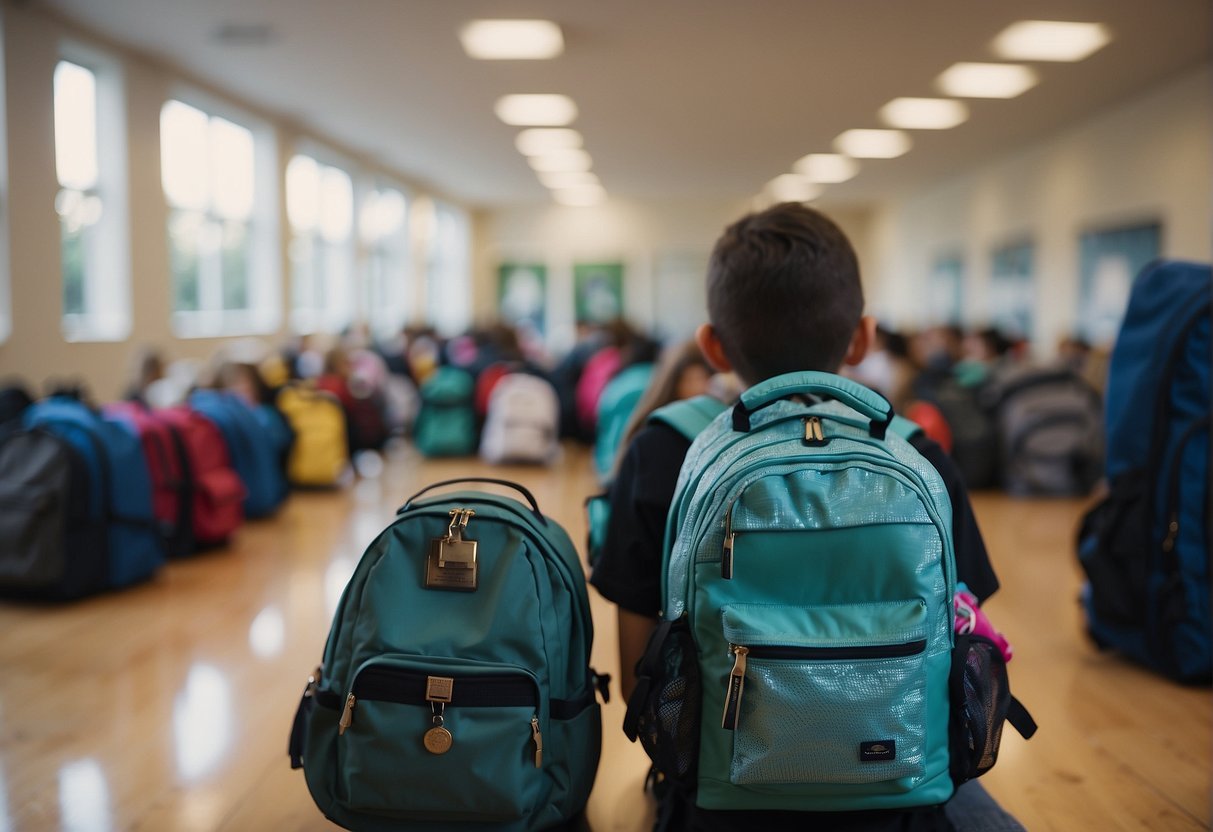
[172,664,232,783]
[58,759,111,832]
[248,606,285,659]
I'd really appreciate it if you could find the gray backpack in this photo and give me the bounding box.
[991,365,1103,496]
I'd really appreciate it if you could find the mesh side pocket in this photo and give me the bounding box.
[633,616,701,787]
[949,634,1011,784]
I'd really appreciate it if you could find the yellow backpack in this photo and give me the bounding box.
[277,385,349,487]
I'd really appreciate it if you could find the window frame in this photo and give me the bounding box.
[358,178,412,340]
[287,145,357,335]
[425,199,472,337]
[56,42,131,344]
[162,86,280,339]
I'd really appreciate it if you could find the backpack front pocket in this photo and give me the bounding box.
[336,655,546,822]
[721,600,929,787]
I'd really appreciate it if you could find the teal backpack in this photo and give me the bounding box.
[592,363,655,484]
[291,478,606,831]
[585,395,726,567]
[414,368,477,457]
[623,372,1034,812]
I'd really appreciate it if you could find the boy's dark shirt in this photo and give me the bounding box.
[590,421,1000,832]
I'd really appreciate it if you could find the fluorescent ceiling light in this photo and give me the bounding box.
[515,128,583,156]
[937,62,1039,99]
[765,174,822,203]
[833,129,912,159]
[495,94,577,127]
[528,148,592,172]
[993,20,1111,62]
[552,184,606,206]
[792,153,859,184]
[460,20,563,60]
[880,97,969,130]
[537,169,599,189]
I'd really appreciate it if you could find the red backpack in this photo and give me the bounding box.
[154,406,246,549]
[105,401,190,555]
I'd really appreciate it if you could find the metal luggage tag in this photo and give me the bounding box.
[425,509,478,591]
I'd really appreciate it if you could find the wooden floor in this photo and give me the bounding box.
[0,442,1208,831]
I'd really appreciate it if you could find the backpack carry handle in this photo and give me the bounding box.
[399,477,546,523]
[732,371,894,438]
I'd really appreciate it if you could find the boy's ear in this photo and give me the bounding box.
[841,315,877,368]
[695,323,733,374]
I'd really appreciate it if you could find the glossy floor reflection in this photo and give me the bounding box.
[0,443,1207,831]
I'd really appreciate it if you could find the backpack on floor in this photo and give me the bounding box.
[13,397,164,595]
[992,365,1103,496]
[0,382,33,435]
[584,395,726,567]
[1078,259,1212,683]
[277,384,349,487]
[925,378,1000,490]
[623,372,1034,811]
[480,374,561,465]
[592,363,654,485]
[188,390,289,518]
[290,478,606,831]
[414,367,477,457]
[153,405,246,549]
[105,401,192,556]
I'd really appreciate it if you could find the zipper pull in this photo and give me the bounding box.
[722,507,735,580]
[721,645,748,730]
[804,415,825,445]
[530,715,543,769]
[1162,513,1179,553]
[338,692,356,735]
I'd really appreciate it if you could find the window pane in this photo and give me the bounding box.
[286,154,319,233]
[54,61,99,191]
[169,209,203,312]
[210,117,254,220]
[360,187,406,243]
[161,100,209,210]
[319,165,353,243]
[221,220,250,310]
[61,221,87,315]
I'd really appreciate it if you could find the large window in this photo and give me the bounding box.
[161,98,277,336]
[360,186,410,339]
[55,56,129,341]
[425,200,471,337]
[288,153,355,334]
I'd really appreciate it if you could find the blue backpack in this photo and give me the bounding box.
[585,395,726,567]
[290,478,606,831]
[189,390,289,519]
[624,372,1034,811]
[414,368,478,457]
[19,397,164,594]
[1078,259,1212,683]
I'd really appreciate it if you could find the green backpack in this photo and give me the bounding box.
[624,372,1032,812]
[290,478,606,831]
[414,368,477,457]
[591,363,655,484]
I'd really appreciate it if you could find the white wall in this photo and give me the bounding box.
[475,198,875,355]
[866,64,1212,354]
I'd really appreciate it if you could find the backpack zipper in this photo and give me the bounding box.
[720,638,927,731]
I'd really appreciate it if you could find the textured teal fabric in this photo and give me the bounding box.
[660,372,956,812]
[297,488,600,831]
[414,368,477,457]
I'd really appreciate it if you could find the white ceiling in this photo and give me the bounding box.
[38,0,1213,209]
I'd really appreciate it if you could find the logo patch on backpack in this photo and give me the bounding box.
[860,740,896,762]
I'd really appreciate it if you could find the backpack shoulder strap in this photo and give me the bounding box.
[888,414,923,443]
[648,395,727,442]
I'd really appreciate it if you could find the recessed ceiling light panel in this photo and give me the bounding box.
[833,129,912,159]
[936,62,1039,99]
[765,174,822,203]
[993,20,1111,62]
[879,97,969,130]
[527,148,593,172]
[793,153,859,184]
[515,128,583,156]
[460,20,564,60]
[495,94,578,126]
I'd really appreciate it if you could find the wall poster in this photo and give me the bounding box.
[988,240,1035,339]
[497,262,548,336]
[573,262,624,324]
[927,253,964,326]
[1078,222,1161,347]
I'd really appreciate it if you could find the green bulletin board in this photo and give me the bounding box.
[497,263,547,335]
[573,262,624,324]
